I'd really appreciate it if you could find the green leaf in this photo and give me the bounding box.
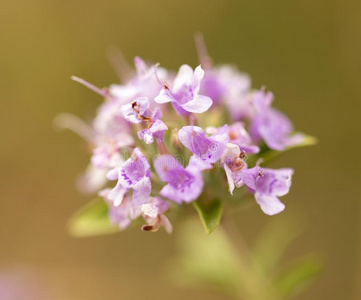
[276,256,322,298]
[193,198,223,235]
[257,134,318,165]
[68,198,120,237]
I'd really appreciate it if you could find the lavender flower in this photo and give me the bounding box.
[221,143,248,194]
[201,66,252,120]
[101,189,141,229]
[121,97,150,124]
[154,155,204,203]
[250,88,305,151]
[141,197,172,233]
[178,125,229,165]
[101,189,172,233]
[227,122,260,154]
[109,57,166,105]
[138,119,168,145]
[240,165,294,215]
[154,65,213,115]
[107,148,151,206]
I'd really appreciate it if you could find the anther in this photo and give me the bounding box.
[162,81,170,90]
[239,150,247,159]
[141,216,161,232]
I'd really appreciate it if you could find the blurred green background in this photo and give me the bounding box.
[1,0,360,299]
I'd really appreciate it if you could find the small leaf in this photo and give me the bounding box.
[276,255,322,298]
[68,198,119,237]
[193,198,223,235]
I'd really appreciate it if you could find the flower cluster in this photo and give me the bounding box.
[62,40,308,234]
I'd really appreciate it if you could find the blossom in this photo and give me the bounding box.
[136,108,168,145]
[240,165,294,215]
[154,155,204,203]
[100,189,142,229]
[228,122,260,154]
[138,119,168,144]
[250,88,305,151]
[178,125,229,165]
[107,148,151,206]
[109,57,167,105]
[121,97,150,124]
[221,143,247,194]
[201,66,252,115]
[221,143,293,215]
[141,197,172,233]
[154,65,213,115]
[101,188,172,233]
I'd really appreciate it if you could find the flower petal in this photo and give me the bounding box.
[108,182,127,206]
[180,94,213,113]
[173,64,194,93]
[224,164,235,195]
[255,193,285,215]
[132,177,151,205]
[160,215,173,234]
[154,89,173,104]
[154,155,184,182]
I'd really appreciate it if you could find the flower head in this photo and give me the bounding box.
[63,40,312,233]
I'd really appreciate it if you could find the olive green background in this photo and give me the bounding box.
[1,0,360,299]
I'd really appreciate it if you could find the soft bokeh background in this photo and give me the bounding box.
[1,0,360,299]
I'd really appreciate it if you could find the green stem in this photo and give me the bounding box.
[221,214,281,300]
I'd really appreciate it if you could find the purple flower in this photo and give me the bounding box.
[100,189,142,229]
[122,98,168,145]
[141,197,172,233]
[138,119,168,144]
[154,155,204,203]
[228,122,260,154]
[137,108,168,144]
[154,65,213,115]
[250,89,305,151]
[240,165,294,215]
[221,143,247,194]
[178,125,229,165]
[109,57,167,105]
[106,148,151,206]
[201,66,251,112]
[121,97,150,124]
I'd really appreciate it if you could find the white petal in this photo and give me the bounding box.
[224,164,235,195]
[255,193,285,215]
[154,89,173,104]
[180,95,212,113]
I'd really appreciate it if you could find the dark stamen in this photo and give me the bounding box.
[239,150,247,159]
